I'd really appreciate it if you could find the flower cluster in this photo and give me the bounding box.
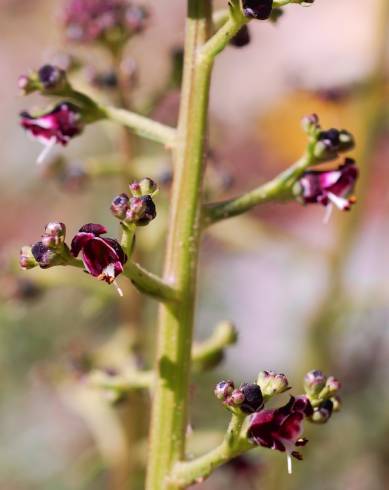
[215,369,341,473]
[111,177,158,226]
[62,0,149,49]
[294,114,358,219]
[20,222,127,295]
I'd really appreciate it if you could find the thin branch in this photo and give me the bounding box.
[204,153,314,225]
[102,105,177,147]
[123,261,179,303]
[88,369,154,392]
[170,414,252,487]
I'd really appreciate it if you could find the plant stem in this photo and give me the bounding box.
[123,261,179,302]
[102,105,177,147]
[145,1,213,489]
[170,414,251,487]
[204,153,313,224]
[88,369,154,392]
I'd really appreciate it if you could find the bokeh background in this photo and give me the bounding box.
[1,0,389,489]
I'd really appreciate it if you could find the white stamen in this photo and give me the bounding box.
[287,453,293,475]
[327,192,349,210]
[37,138,56,165]
[323,203,333,224]
[113,280,123,297]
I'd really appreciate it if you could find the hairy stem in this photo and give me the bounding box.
[145,1,213,489]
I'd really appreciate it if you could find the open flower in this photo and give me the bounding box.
[70,223,127,295]
[296,158,358,221]
[20,102,84,164]
[247,396,313,473]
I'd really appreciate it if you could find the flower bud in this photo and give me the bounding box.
[214,380,235,400]
[310,399,333,424]
[126,195,156,226]
[331,395,341,412]
[256,370,289,398]
[319,376,341,399]
[111,193,130,220]
[239,383,263,414]
[301,113,320,134]
[129,178,158,197]
[242,0,273,20]
[31,241,65,269]
[304,370,326,397]
[38,64,69,92]
[229,389,246,406]
[19,246,38,270]
[314,128,355,161]
[230,25,251,48]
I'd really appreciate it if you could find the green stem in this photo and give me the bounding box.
[102,105,177,147]
[204,152,313,224]
[170,414,251,487]
[145,1,213,489]
[88,369,154,392]
[123,261,179,302]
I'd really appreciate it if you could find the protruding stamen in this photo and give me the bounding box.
[323,203,333,224]
[287,453,293,475]
[37,138,56,165]
[113,280,123,297]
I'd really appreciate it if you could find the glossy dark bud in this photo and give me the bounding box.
[242,0,273,20]
[126,195,156,226]
[239,383,263,414]
[38,64,68,91]
[31,241,62,269]
[230,25,251,48]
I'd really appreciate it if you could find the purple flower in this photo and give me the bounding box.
[242,0,273,20]
[297,158,358,214]
[63,0,149,46]
[20,102,84,164]
[248,396,312,473]
[70,223,127,293]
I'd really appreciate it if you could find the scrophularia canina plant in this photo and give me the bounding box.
[19,1,357,488]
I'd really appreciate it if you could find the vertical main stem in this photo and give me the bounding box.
[146,1,213,489]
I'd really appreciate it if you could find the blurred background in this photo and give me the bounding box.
[1,0,389,489]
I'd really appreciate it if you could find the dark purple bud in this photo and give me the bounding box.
[242,0,273,20]
[239,383,263,414]
[111,193,130,220]
[304,369,326,396]
[129,178,158,197]
[19,246,38,270]
[214,380,235,400]
[126,195,156,226]
[31,241,65,269]
[38,64,68,91]
[295,158,358,213]
[230,25,251,48]
[20,102,84,164]
[315,128,355,160]
[257,370,290,398]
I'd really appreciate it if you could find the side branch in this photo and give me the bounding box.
[102,105,177,147]
[88,369,154,392]
[204,153,313,225]
[123,261,179,303]
[170,414,252,487]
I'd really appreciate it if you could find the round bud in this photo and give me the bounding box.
[304,370,326,396]
[239,383,263,414]
[214,380,234,401]
[111,193,129,220]
[129,178,158,197]
[19,246,38,270]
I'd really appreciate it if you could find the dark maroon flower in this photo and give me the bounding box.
[239,383,264,414]
[20,102,84,164]
[242,0,273,20]
[247,396,313,473]
[63,0,149,46]
[297,158,358,217]
[70,223,127,293]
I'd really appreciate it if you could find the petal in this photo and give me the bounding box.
[82,237,119,277]
[103,238,127,265]
[70,232,95,257]
[79,223,108,236]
